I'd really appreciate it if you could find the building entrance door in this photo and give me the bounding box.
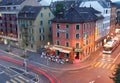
[75,52,79,59]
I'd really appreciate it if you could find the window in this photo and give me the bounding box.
[83,23,87,30]
[66,42,69,47]
[56,41,59,45]
[48,13,51,17]
[39,28,44,33]
[49,27,52,32]
[29,20,32,26]
[30,36,34,41]
[31,44,33,48]
[40,13,43,17]
[56,24,60,29]
[40,35,44,41]
[66,33,69,39]
[76,34,80,39]
[26,21,28,26]
[40,20,43,25]
[83,32,88,38]
[76,24,80,30]
[76,43,79,48]
[66,24,69,28]
[57,32,60,38]
[31,28,34,33]
[48,20,51,25]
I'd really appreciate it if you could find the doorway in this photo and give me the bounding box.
[75,52,79,59]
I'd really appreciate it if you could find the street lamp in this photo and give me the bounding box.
[23,49,28,73]
[23,58,27,73]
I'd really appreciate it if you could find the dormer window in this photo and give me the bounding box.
[107,2,110,7]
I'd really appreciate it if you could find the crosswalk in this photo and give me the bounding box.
[89,61,116,70]
[6,76,29,83]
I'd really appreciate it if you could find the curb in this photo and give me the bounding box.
[0,49,102,71]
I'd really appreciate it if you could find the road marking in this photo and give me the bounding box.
[106,64,112,69]
[91,61,97,66]
[18,76,29,82]
[94,62,100,67]
[110,64,116,70]
[14,77,25,83]
[6,81,10,83]
[102,63,108,68]
[112,52,120,63]
[98,62,104,68]
[10,79,17,83]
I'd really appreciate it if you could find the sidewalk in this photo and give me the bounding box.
[0,43,102,71]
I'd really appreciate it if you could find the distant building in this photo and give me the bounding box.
[51,7,101,62]
[79,0,111,50]
[116,5,120,33]
[110,3,117,35]
[0,0,40,46]
[18,6,54,52]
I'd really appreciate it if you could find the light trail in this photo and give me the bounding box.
[0,55,60,83]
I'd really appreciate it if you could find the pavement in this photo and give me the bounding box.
[0,43,103,71]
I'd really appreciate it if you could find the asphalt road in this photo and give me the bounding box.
[0,53,51,83]
[51,45,120,83]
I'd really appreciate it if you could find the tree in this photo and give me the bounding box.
[111,64,120,83]
[54,2,65,17]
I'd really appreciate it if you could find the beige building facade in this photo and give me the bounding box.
[18,6,54,52]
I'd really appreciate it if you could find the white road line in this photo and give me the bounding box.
[10,79,17,83]
[14,77,25,83]
[112,52,120,63]
[6,81,10,83]
[18,76,29,82]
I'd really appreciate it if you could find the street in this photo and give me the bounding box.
[51,45,120,83]
[0,43,120,83]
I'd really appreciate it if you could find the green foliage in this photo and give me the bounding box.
[5,49,10,52]
[111,64,120,83]
[21,54,28,58]
[54,2,65,16]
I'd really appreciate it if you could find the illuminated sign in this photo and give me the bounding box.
[0,13,2,17]
[74,48,82,52]
[57,29,67,33]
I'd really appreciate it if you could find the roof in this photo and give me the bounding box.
[53,7,102,23]
[18,6,41,20]
[0,0,25,6]
[78,0,111,8]
[50,1,75,10]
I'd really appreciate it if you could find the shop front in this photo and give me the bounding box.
[74,48,83,61]
[50,45,73,60]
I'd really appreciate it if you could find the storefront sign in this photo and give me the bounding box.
[74,48,82,52]
[57,29,67,33]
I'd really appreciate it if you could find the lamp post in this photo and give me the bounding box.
[23,48,28,73]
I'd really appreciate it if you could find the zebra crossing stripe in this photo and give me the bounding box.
[110,64,116,70]
[102,63,108,69]
[106,64,112,69]
[98,62,105,68]
[14,77,25,83]
[18,76,29,82]
[10,79,17,83]
[91,61,97,66]
[94,62,101,67]
[6,81,10,83]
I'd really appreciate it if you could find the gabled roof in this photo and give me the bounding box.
[53,7,103,23]
[0,0,25,6]
[18,6,41,20]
